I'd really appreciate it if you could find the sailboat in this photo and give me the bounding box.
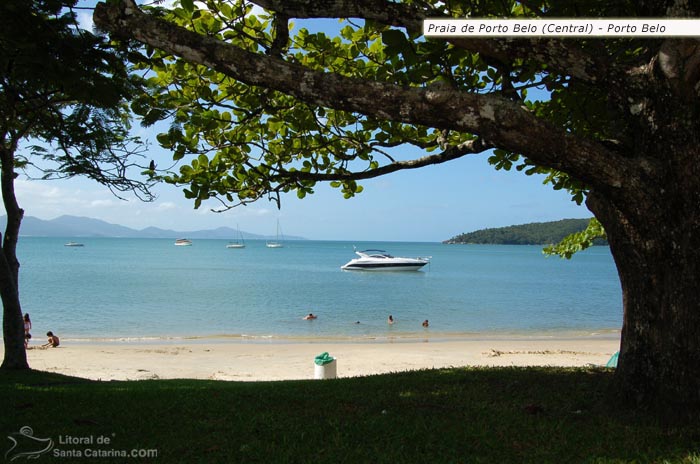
[266,219,284,248]
[226,224,246,248]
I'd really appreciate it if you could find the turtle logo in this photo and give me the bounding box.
[5,426,53,461]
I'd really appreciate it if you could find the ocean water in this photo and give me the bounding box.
[16,238,622,341]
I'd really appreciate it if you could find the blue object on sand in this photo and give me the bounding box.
[606,351,619,368]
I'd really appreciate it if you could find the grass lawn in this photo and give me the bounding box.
[2,367,699,463]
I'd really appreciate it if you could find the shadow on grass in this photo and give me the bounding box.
[2,367,699,463]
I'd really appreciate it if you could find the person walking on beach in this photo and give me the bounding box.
[23,313,32,348]
[422,319,429,328]
[388,315,395,325]
[43,331,60,348]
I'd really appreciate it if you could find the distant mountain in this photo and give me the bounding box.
[444,218,608,246]
[0,215,305,240]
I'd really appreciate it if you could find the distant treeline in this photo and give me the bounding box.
[444,218,608,246]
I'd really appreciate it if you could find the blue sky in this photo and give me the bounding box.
[13,1,591,242]
[16,147,590,241]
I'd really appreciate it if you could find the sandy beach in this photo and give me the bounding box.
[20,334,620,381]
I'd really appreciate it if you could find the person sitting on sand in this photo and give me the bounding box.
[42,331,60,348]
[422,319,429,328]
[303,313,317,320]
[388,315,395,325]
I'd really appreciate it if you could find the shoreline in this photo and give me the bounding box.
[40,328,623,345]
[18,331,621,382]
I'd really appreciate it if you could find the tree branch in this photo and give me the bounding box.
[249,0,614,85]
[251,0,425,30]
[94,0,630,192]
[281,138,492,182]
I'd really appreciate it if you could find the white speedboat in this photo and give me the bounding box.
[64,241,84,247]
[341,249,430,271]
[174,238,192,246]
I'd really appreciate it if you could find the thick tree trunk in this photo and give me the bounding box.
[586,38,700,418]
[588,178,700,419]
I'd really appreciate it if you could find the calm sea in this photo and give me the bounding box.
[16,238,622,341]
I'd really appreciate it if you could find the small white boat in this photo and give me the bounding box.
[174,238,192,246]
[266,219,284,248]
[226,225,246,248]
[64,241,84,247]
[341,249,430,271]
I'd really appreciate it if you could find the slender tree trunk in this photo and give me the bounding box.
[0,241,26,369]
[0,146,28,370]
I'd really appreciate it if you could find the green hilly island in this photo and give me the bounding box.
[445,218,607,246]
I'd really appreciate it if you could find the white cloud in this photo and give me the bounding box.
[76,10,94,31]
[89,199,116,208]
[156,201,178,211]
[252,208,272,217]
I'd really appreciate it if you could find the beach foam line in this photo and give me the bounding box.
[56,329,621,346]
[57,328,622,344]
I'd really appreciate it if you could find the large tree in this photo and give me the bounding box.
[94,0,700,417]
[0,0,153,369]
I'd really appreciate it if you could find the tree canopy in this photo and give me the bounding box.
[0,0,154,199]
[94,0,700,419]
[99,0,623,211]
[0,0,155,369]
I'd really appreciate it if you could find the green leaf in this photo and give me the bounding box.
[381,29,405,48]
[543,218,607,259]
[156,133,172,146]
[180,0,194,13]
[198,154,209,168]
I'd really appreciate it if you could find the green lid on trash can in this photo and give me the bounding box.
[314,352,335,366]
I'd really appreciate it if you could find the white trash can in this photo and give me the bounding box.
[314,359,337,379]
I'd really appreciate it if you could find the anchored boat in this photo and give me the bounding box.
[341,249,430,271]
